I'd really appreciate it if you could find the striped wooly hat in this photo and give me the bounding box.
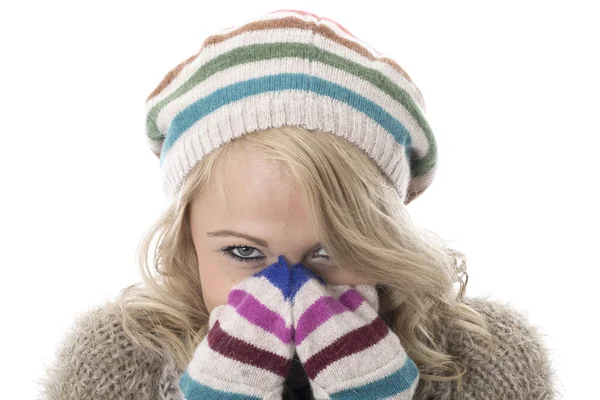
[145,9,438,205]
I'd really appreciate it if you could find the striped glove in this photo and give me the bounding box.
[178,256,295,399]
[290,263,420,399]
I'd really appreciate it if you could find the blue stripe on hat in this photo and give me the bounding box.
[160,73,412,167]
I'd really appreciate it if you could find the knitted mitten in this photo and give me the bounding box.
[179,256,295,399]
[290,263,420,399]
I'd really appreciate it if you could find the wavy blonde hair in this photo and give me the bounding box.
[116,125,497,394]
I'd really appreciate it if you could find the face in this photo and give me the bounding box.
[189,145,368,312]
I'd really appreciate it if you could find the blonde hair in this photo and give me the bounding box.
[116,126,497,393]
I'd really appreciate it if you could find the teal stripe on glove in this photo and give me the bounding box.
[179,256,295,399]
[290,263,420,399]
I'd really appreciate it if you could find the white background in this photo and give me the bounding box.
[1,1,597,399]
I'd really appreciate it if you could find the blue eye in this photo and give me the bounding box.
[221,245,329,263]
[222,245,265,263]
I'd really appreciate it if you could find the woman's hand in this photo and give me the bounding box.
[178,256,296,399]
[290,263,420,399]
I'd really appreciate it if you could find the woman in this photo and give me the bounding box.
[39,9,558,400]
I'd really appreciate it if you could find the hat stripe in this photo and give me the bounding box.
[147,42,428,144]
[147,43,435,177]
[267,9,360,40]
[145,11,438,204]
[145,15,421,107]
[147,42,426,141]
[154,58,430,161]
[160,73,412,166]
[202,16,415,83]
[238,11,394,77]
[160,91,411,200]
[145,28,421,119]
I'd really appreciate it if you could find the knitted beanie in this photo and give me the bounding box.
[144,9,438,205]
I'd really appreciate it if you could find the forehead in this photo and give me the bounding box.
[192,147,309,228]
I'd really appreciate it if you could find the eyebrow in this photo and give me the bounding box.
[206,229,269,248]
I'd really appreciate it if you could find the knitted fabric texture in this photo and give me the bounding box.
[144,9,438,205]
[179,256,295,399]
[289,263,419,399]
[37,292,560,399]
[178,256,419,399]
